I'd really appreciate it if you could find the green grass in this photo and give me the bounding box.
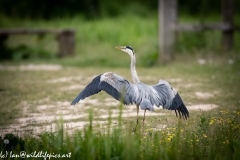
[1,15,158,67]
[0,109,240,159]
[0,60,240,159]
[1,14,240,67]
[0,14,240,159]
[0,61,239,125]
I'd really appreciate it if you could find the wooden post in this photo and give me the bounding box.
[159,0,177,64]
[57,30,75,57]
[222,0,234,51]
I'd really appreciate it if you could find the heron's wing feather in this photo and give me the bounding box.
[98,72,137,104]
[151,80,189,119]
[71,75,102,105]
[71,72,137,105]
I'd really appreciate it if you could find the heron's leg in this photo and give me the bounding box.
[133,105,139,132]
[142,109,146,136]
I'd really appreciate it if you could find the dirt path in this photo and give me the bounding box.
[0,64,219,136]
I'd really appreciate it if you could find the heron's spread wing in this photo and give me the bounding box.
[71,72,137,105]
[71,73,189,119]
[71,75,102,105]
[151,80,189,119]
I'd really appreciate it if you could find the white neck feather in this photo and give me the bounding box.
[130,53,140,84]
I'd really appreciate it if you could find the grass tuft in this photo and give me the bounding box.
[0,110,240,159]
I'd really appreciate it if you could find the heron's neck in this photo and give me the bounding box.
[130,54,140,84]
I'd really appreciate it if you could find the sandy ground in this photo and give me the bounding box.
[0,64,62,71]
[0,64,219,136]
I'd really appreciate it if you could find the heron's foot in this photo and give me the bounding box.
[142,119,145,137]
[132,119,139,133]
[141,110,146,137]
[132,124,138,133]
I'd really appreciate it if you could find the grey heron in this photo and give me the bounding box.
[71,46,189,133]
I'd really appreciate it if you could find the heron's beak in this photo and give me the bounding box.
[115,46,125,51]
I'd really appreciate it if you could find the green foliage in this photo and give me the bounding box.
[2,14,239,67]
[0,0,239,67]
[0,0,239,19]
[0,133,24,151]
[0,45,55,61]
[0,44,12,60]
[198,115,210,132]
[139,52,159,67]
[0,110,240,159]
[0,15,159,66]
[0,0,157,19]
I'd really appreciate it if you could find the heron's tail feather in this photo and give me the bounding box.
[140,99,154,111]
[171,93,189,119]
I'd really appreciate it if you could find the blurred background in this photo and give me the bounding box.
[0,1,240,148]
[0,0,239,67]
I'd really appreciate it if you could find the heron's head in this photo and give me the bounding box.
[115,46,134,56]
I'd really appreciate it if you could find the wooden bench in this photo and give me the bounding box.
[0,28,76,57]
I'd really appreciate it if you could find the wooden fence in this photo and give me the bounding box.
[159,0,239,64]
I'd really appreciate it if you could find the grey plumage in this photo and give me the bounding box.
[71,46,189,122]
[71,72,189,119]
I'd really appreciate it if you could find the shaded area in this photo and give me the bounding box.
[0,0,239,19]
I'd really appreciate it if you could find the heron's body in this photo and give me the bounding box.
[72,71,188,119]
[71,46,189,133]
